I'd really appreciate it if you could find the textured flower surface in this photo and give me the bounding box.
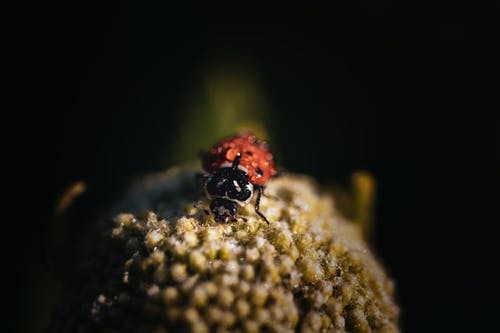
[52,166,399,333]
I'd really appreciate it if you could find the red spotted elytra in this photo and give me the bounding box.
[200,132,277,223]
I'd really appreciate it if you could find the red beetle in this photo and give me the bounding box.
[201,133,277,223]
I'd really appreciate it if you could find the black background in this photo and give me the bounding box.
[7,2,499,332]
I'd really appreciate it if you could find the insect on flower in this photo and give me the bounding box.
[199,132,278,223]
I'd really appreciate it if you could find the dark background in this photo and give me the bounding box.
[8,2,498,332]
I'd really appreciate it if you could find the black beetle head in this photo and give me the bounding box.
[210,197,238,222]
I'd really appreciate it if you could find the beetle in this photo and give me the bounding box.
[200,133,277,223]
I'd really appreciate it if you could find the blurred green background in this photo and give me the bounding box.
[9,3,497,333]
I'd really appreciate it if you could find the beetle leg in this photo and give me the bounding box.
[195,172,210,191]
[255,185,270,224]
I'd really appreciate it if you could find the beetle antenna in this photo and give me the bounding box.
[232,153,241,170]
